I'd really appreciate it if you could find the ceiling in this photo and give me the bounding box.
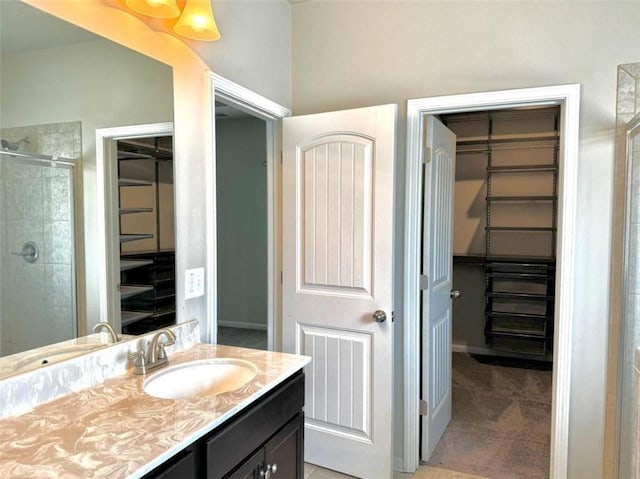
[0,0,99,54]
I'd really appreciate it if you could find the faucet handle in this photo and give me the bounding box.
[128,350,147,375]
[157,343,168,361]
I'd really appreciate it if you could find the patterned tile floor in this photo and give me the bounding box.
[304,463,488,479]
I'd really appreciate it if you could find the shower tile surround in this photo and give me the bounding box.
[0,121,81,356]
[618,63,640,125]
[0,319,310,479]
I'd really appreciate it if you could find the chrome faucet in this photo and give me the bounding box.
[130,328,177,375]
[93,322,119,343]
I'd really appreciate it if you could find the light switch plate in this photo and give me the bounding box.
[185,267,205,299]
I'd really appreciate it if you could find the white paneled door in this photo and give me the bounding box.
[282,105,396,478]
[421,115,456,460]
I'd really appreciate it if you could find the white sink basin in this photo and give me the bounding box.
[13,344,102,372]
[143,358,258,400]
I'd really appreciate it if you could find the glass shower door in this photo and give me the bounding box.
[620,115,640,478]
[0,154,77,357]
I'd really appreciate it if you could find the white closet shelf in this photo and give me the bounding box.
[119,178,153,187]
[120,233,154,243]
[119,207,153,215]
[120,284,154,299]
[121,310,153,326]
[120,259,154,271]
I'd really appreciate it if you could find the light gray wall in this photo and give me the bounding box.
[1,39,173,333]
[189,0,292,109]
[291,2,640,476]
[452,263,485,351]
[216,117,268,330]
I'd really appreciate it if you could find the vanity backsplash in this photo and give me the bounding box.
[0,320,199,418]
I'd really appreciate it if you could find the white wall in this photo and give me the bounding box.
[186,0,292,109]
[216,117,268,330]
[291,2,640,477]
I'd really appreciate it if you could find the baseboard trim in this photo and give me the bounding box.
[451,344,495,355]
[394,455,407,473]
[452,343,553,362]
[218,320,268,331]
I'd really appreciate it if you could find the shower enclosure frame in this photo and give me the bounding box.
[619,113,640,479]
[0,149,82,351]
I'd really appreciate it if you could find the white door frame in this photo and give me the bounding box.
[402,84,581,477]
[96,122,174,332]
[209,73,291,351]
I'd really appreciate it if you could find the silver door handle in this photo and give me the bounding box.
[450,290,461,299]
[372,310,387,323]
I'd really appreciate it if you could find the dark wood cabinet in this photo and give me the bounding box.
[148,449,196,479]
[227,415,303,479]
[142,371,305,479]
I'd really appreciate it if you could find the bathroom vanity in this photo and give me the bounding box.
[0,329,310,479]
[144,370,304,479]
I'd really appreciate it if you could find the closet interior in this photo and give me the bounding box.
[442,106,559,361]
[117,136,176,335]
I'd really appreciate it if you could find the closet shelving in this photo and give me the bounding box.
[117,137,176,335]
[445,107,559,359]
[120,250,176,334]
[484,108,558,358]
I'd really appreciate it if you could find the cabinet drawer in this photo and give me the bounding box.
[205,371,304,479]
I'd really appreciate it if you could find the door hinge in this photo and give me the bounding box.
[419,399,428,416]
[280,271,283,284]
[391,311,395,323]
[419,274,429,290]
[423,147,432,164]
[280,151,283,164]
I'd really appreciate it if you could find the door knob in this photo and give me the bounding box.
[450,290,461,299]
[372,310,387,323]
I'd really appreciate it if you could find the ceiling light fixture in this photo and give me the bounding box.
[173,0,221,41]
[125,0,221,41]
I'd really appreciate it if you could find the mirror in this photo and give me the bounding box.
[0,0,175,366]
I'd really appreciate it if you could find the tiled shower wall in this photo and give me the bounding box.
[617,63,640,479]
[0,121,81,356]
[618,63,640,124]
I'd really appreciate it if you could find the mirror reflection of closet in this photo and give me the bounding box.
[117,136,176,335]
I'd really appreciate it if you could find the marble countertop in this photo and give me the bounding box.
[0,343,310,479]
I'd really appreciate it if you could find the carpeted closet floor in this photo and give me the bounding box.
[217,326,268,350]
[427,353,552,479]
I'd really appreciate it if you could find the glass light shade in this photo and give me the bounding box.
[125,0,181,19]
[173,0,221,41]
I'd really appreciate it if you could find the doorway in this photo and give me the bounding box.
[117,135,176,336]
[214,99,269,350]
[426,106,558,478]
[96,122,174,333]
[402,85,581,478]
[209,73,290,352]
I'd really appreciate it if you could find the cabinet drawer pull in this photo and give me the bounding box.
[260,463,278,478]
